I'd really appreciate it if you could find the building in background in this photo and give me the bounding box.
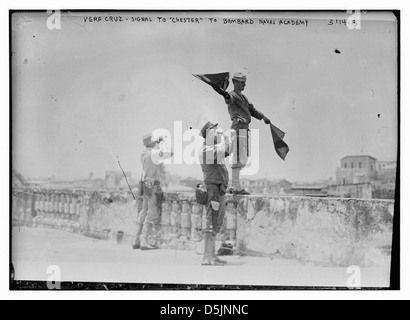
[376,161,397,184]
[336,155,378,185]
[327,182,373,199]
[373,161,397,199]
[334,155,397,199]
[242,179,292,195]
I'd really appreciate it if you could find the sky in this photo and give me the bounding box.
[11,11,398,183]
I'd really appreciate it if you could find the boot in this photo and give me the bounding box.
[212,234,227,265]
[201,232,214,265]
[132,223,143,249]
[234,189,250,195]
[140,223,159,251]
[229,187,251,195]
[230,168,250,195]
[201,232,225,266]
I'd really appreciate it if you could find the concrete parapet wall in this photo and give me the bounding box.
[12,188,394,268]
[241,196,393,268]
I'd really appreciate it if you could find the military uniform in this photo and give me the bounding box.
[133,134,173,250]
[199,122,235,265]
[225,91,265,168]
[224,73,267,192]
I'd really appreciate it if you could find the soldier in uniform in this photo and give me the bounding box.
[199,121,235,265]
[224,72,272,194]
[133,134,173,251]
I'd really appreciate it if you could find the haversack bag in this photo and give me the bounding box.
[195,183,208,205]
[143,182,153,197]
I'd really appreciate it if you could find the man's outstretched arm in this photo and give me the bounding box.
[249,103,271,124]
[151,140,174,164]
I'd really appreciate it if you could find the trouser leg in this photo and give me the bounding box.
[232,168,241,189]
[140,188,160,250]
[140,222,159,250]
[140,222,150,248]
[213,193,227,264]
[202,231,214,264]
[133,223,143,249]
[201,201,216,264]
[133,195,148,249]
[230,127,249,193]
[202,185,226,265]
[202,231,226,265]
[146,187,159,226]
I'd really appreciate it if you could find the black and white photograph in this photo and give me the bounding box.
[9,9,399,292]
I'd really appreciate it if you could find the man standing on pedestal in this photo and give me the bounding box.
[224,72,272,195]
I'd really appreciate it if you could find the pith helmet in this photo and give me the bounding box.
[199,122,218,139]
[143,134,156,147]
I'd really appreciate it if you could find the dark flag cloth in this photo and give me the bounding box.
[193,72,230,96]
[270,123,289,160]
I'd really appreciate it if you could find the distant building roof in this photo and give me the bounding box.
[242,178,291,184]
[291,185,327,190]
[381,163,397,170]
[272,179,292,184]
[341,155,377,161]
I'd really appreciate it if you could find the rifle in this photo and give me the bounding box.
[117,158,136,200]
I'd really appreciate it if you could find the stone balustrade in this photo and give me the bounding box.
[11,187,395,268]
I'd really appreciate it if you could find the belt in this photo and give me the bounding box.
[143,180,160,187]
[232,115,250,125]
[205,183,227,196]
